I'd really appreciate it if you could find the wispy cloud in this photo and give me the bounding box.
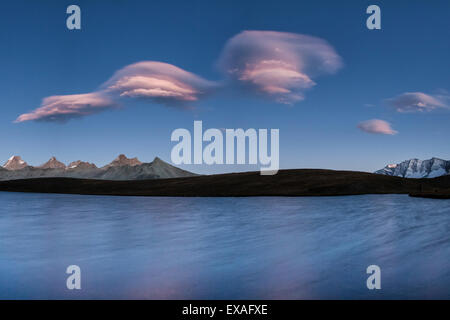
[218,30,343,104]
[358,119,398,135]
[15,92,117,123]
[386,92,448,113]
[16,62,216,122]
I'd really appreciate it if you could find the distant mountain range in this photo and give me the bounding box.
[375,158,450,178]
[0,155,195,181]
[3,155,448,182]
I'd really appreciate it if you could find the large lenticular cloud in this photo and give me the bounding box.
[102,61,217,105]
[16,62,216,123]
[15,92,116,123]
[218,31,343,104]
[16,32,343,123]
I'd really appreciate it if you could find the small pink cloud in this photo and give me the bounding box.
[358,119,398,135]
[15,92,117,123]
[103,61,216,105]
[387,92,447,113]
[218,30,343,104]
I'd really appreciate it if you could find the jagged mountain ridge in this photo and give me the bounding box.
[0,155,195,181]
[102,154,142,168]
[375,157,450,178]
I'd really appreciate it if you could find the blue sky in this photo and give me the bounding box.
[0,0,449,174]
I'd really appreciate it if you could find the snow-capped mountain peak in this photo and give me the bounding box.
[375,158,450,178]
[3,156,28,170]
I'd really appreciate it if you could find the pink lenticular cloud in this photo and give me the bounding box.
[15,92,117,123]
[16,33,344,123]
[357,119,398,135]
[16,61,217,122]
[103,61,217,104]
[218,31,343,104]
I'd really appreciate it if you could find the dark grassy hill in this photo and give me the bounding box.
[0,169,450,197]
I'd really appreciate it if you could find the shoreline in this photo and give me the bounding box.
[409,192,450,199]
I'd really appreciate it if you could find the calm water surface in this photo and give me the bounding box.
[0,192,449,299]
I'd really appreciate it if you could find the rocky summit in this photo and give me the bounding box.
[102,154,142,168]
[38,157,67,169]
[3,156,28,170]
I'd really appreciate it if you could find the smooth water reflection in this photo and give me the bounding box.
[0,192,449,299]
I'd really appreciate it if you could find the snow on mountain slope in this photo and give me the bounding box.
[3,156,28,170]
[375,158,450,178]
[68,160,98,170]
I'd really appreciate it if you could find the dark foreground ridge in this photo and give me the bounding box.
[1,169,450,197]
